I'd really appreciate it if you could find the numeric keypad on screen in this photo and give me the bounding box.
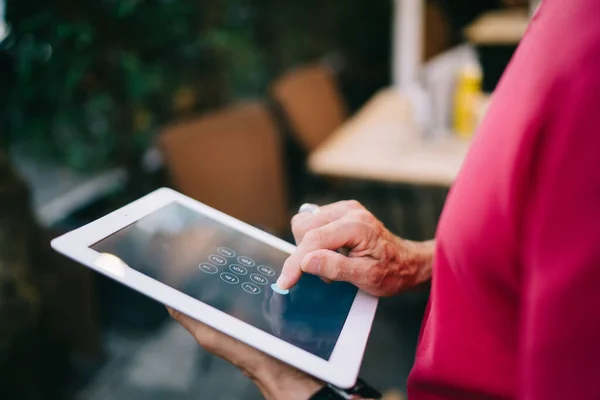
[201,248,275,295]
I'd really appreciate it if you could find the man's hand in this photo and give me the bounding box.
[167,307,322,400]
[277,200,434,297]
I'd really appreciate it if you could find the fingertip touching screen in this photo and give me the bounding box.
[91,202,357,360]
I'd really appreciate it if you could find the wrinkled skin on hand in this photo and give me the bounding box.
[278,200,433,297]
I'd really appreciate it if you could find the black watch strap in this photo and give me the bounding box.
[309,378,382,399]
[309,385,345,400]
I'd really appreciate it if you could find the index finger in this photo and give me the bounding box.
[277,216,367,289]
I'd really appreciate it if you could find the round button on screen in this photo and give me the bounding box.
[237,256,255,267]
[229,264,248,275]
[209,254,227,266]
[257,266,275,277]
[220,272,240,284]
[218,247,236,258]
[242,282,261,295]
[198,262,218,274]
[250,273,268,285]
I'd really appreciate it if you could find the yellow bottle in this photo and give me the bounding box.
[453,64,483,139]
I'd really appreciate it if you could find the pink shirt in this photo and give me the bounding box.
[407,1,600,399]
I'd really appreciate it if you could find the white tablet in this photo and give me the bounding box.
[51,188,378,388]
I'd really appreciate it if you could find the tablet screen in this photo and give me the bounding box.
[91,202,357,360]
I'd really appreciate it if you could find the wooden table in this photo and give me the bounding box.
[308,89,471,187]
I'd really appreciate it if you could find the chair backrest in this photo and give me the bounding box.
[159,101,290,235]
[270,64,347,152]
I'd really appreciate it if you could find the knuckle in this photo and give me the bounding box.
[291,221,303,236]
[291,213,308,228]
[291,220,310,237]
[344,199,364,210]
[291,213,302,225]
[305,228,326,246]
[168,308,182,320]
[351,209,375,224]
[292,213,323,234]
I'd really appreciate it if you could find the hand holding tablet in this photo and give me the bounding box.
[165,305,323,399]
[51,188,377,388]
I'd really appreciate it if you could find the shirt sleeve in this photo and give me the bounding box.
[519,72,600,399]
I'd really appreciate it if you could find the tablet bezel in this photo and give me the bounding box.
[51,188,378,388]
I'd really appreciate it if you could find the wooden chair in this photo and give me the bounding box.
[270,64,348,152]
[158,101,290,236]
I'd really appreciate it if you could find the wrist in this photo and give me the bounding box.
[253,362,322,400]
[401,239,435,285]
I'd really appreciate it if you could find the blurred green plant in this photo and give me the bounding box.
[0,0,257,170]
[0,0,391,171]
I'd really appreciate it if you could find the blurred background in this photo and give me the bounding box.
[0,0,537,399]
